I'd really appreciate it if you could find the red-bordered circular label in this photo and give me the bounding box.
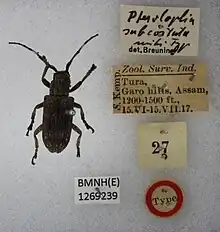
[145,180,184,218]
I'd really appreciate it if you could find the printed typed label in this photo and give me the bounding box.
[145,180,184,217]
[138,122,187,168]
[74,176,120,204]
[113,63,208,114]
[151,186,178,212]
[120,5,200,56]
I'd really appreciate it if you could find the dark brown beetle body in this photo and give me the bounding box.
[9,34,98,165]
[43,95,74,153]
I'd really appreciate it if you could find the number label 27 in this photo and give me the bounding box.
[152,141,170,160]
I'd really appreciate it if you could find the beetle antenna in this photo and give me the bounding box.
[9,41,58,72]
[65,33,99,72]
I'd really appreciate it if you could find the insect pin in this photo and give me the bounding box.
[9,34,99,165]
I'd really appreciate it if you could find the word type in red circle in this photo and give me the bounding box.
[145,180,183,218]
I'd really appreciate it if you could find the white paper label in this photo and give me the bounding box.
[138,122,187,168]
[74,176,120,204]
[113,63,208,114]
[120,5,200,56]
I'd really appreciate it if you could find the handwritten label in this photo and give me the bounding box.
[74,176,120,204]
[138,122,187,168]
[120,5,200,56]
[113,63,208,114]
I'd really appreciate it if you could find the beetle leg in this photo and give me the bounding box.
[72,124,82,157]
[73,102,95,133]
[26,102,43,136]
[32,124,42,165]
[69,64,97,92]
[41,66,50,88]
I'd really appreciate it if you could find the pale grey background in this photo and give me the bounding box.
[0,0,220,231]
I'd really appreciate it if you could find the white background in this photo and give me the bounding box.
[0,0,220,231]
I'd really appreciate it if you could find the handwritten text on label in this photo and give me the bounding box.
[120,5,200,56]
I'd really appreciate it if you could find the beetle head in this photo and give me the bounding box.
[50,71,71,96]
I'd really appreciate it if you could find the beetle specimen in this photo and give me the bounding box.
[9,34,98,165]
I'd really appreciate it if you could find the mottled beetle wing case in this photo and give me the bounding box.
[42,95,75,153]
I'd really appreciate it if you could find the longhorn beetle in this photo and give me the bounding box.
[9,34,98,165]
